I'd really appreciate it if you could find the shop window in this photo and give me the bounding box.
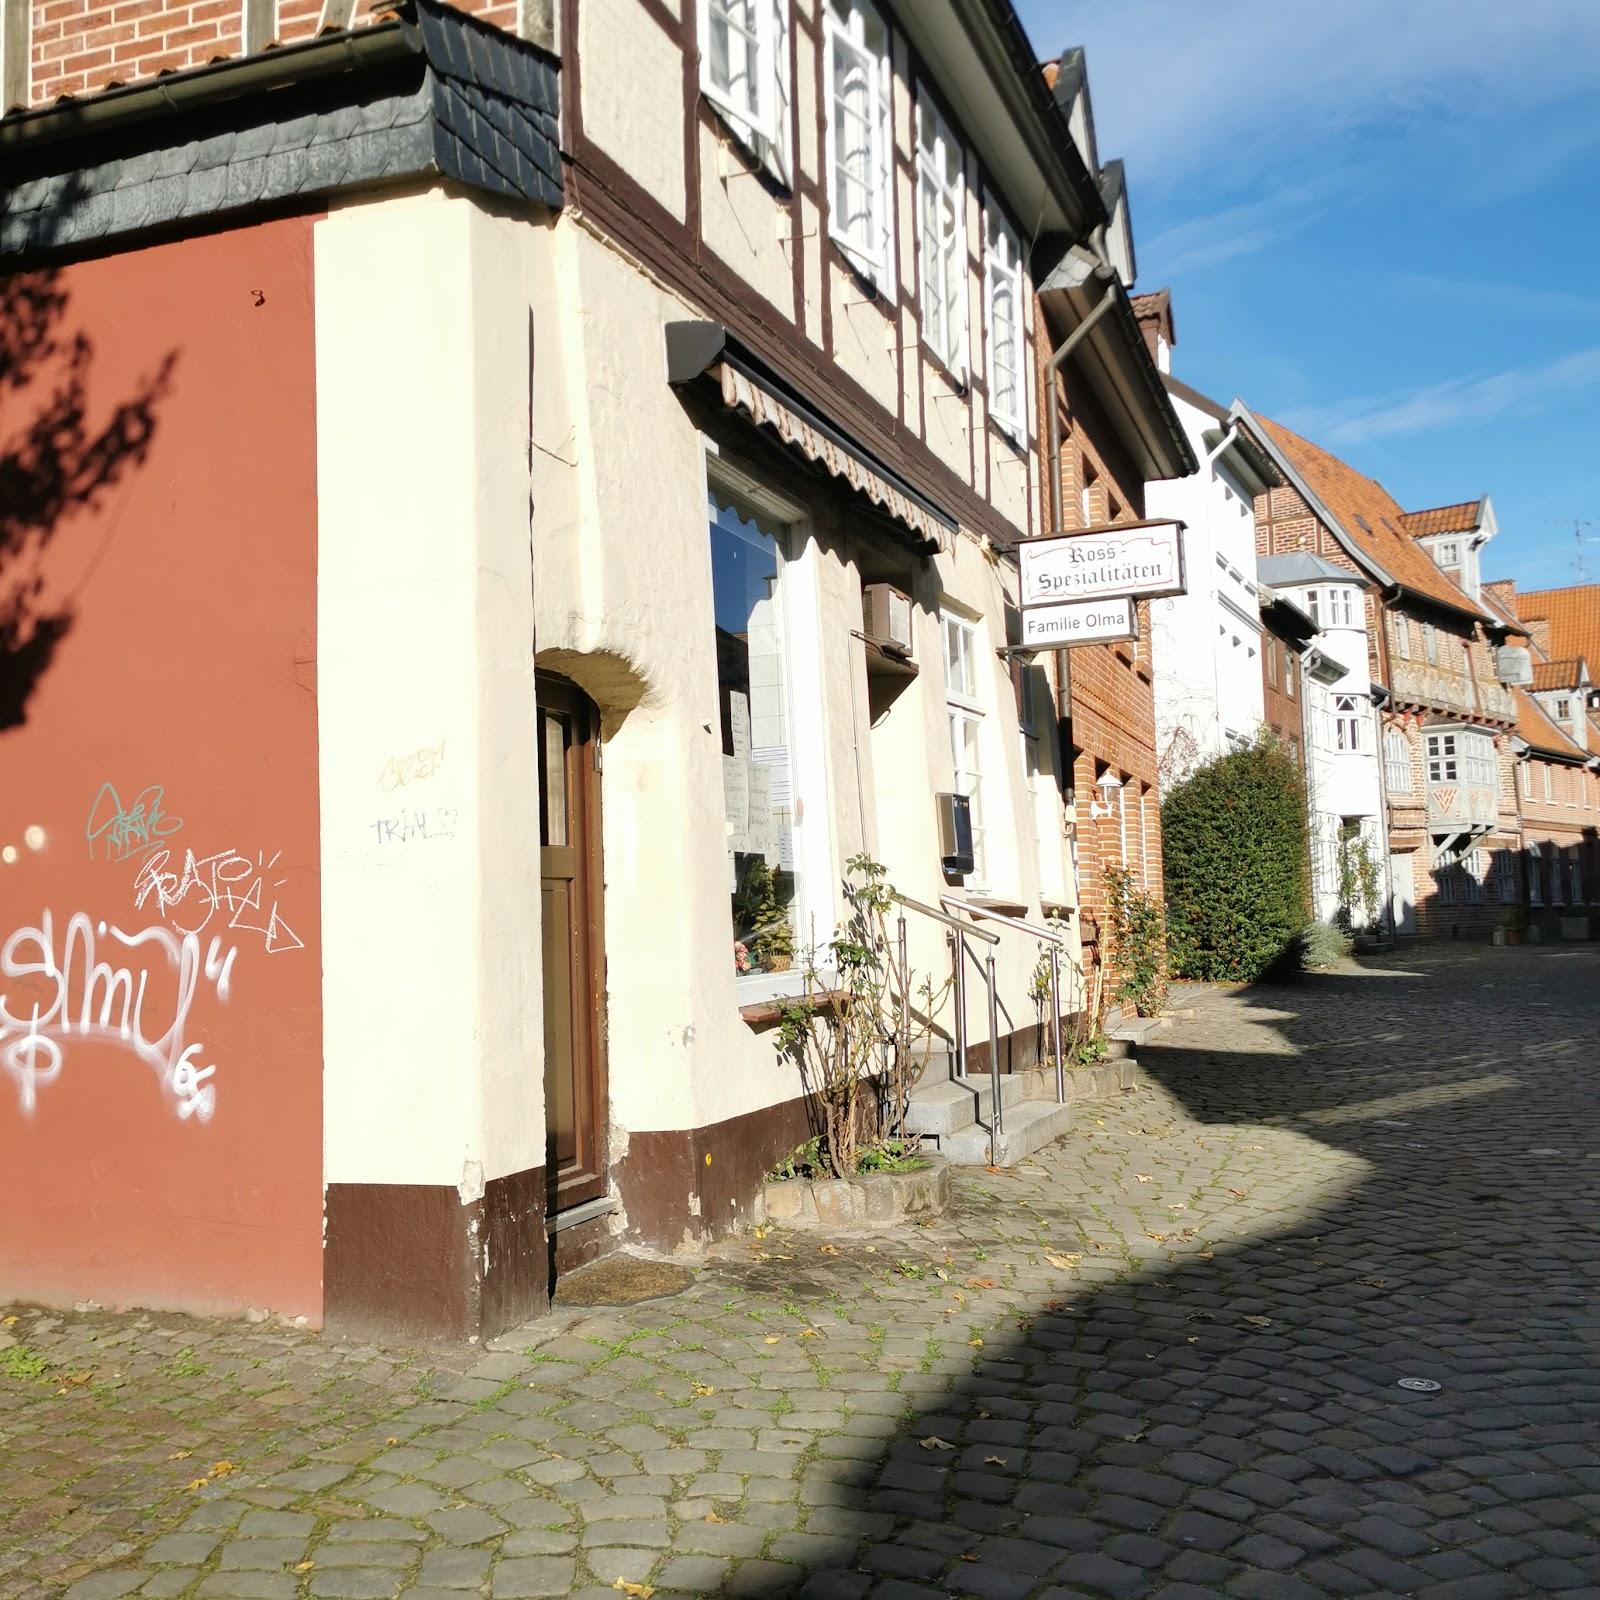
[944,611,988,885]
[700,0,792,184]
[915,93,966,375]
[710,485,827,991]
[823,0,893,291]
[984,204,1026,441]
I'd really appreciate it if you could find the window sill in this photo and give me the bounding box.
[828,238,896,312]
[987,415,1027,456]
[740,987,846,1029]
[700,99,793,200]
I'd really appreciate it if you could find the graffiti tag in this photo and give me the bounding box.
[0,912,233,1121]
[133,848,304,954]
[379,738,447,792]
[85,782,183,863]
[371,808,458,845]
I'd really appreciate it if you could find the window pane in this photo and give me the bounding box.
[539,710,570,847]
[711,492,801,976]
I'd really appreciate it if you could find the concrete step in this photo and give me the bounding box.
[1105,1009,1164,1046]
[904,1071,1033,1137]
[941,1098,1075,1167]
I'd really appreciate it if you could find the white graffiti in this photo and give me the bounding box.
[133,847,303,954]
[0,912,235,1121]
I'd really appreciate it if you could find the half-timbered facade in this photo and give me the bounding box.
[0,1,1192,1336]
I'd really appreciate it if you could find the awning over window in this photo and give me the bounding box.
[666,321,957,555]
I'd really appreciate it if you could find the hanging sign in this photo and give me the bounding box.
[1020,598,1138,648]
[1019,519,1186,607]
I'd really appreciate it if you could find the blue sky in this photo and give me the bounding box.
[1014,0,1600,589]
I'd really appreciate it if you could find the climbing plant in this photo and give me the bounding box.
[1104,864,1168,1018]
[1162,732,1311,983]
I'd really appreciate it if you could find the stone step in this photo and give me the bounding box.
[940,1098,1075,1167]
[904,1071,1034,1137]
[1105,1009,1164,1046]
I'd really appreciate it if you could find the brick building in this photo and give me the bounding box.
[1233,411,1524,938]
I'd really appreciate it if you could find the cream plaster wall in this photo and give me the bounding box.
[316,189,544,1192]
[698,122,794,319]
[580,0,687,224]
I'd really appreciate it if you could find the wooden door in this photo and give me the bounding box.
[538,676,608,1213]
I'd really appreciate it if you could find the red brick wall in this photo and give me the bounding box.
[1034,305,1163,986]
[20,0,516,107]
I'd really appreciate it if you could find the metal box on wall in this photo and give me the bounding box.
[937,791,974,876]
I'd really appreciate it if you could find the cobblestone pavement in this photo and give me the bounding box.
[4,942,1598,1600]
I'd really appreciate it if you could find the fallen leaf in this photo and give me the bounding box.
[1,1316,17,1326]
[965,1277,996,1289]
[1043,1252,1078,1270]
[934,1268,949,1281]
[985,1165,1005,1175]
[613,1582,655,1599]
[292,1562,315,1574]
[751,1224,773,1240]
[1187,1336,1199,1344]
[385,1437,399,1446]
[799,1328,822,1340]
[1135,1174,1152,1183]
[1243,1315,1273,1328]
[209,1462,234,1478]
[1360,1276,1388,1288]
[818,1244,839,1256]
[1228,1188,1247,1198]
[166,1450,193,1462]
[960,1553,979,1562]
[184,1478,209,1492]
[919,1436,954,1450]
[1168,1203,1186,1211]
[705,1511,726,1523]
[1122,1432,1146,1443]
[692,1383,717,1397]
[1043,1299,1064,1311]
[763,1336,781,1345]
[983,1455,1007,1466]
[1145,1232,1169,1243]
[968,1337,984,1349]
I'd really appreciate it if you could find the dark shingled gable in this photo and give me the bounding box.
[0,0,560,261]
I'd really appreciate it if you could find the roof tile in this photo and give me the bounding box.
[1399,501,1482,539]
[1519,583,1600,678]
[1514,687,1589,760]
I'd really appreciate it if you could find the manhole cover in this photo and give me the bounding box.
[1397,1377,1441,1393]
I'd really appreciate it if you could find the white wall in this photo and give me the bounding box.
[316,190,544,1194]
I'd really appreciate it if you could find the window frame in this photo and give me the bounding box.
[1426,727,1494,787]
[1384,727,1411,792]
[983,200,1028,443]
[1334,694,1364,753]
[1527,842,1543,905]
[943,608,989,888]
[706,466,836,1006]
[1394,614,1411,658]
[914,90,968,377]
[699,0,792,184]
[822,0,894,293]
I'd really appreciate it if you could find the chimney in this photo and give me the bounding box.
[1525,616,1553,658]
[1482,578,1518,620]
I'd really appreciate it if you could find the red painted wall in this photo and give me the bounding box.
[0,217,323,1322]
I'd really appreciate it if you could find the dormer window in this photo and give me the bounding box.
[1435,540,1461,569]
[1555,696,1572,722]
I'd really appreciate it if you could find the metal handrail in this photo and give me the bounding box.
[940,897,1067,945]
[892,891,1000,942]
[941,897,1071,1111]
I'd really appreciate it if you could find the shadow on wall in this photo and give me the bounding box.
[0,180,176,729]
[696,944,1599,1596]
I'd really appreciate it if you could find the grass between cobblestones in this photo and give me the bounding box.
[2,942,1598,1600]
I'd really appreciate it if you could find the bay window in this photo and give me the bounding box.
[984,205,1026,440]
[710,483,829,993]
[700,0,792,183]
[823,0,893,291]
[944,611,988,885]
[916,94,967,375]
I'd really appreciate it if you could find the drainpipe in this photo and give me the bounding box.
[1045,233,1119,805]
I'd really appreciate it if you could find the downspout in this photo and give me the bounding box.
[1044,234,1119,806]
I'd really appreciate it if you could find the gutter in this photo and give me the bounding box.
[0,19,412,152]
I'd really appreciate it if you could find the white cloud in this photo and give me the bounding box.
[1140,180,1336,275]
[1016,0,1600,193]
[1278,347,1600,447]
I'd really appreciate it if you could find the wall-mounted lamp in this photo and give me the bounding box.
[1087,770,1124,820]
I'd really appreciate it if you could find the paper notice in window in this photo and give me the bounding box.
[747,762,777,865]
[723,754,750,848]
[728,691,751,759]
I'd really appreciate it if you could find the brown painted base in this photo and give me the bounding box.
[324,1166,547,1343]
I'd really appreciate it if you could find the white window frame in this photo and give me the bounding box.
[1436,540,1461,568]
[1543,763,1554,801]
[700,0,791,182]
[944,610,988,888]
[984,201,1027,442]
[1463,848,1485,903]
[1334,694,1363,753]
[1518,761,1530,799]
[1528,842,1543,905]
[915,92,967,376]
[1394,614,1411,658]
[707,466,836,1006]
[1554,695,1572,722]
[823,0,894,293]
[1384,727,1411,792]
[1426,728,1493,787]
[1305,587,1322,626]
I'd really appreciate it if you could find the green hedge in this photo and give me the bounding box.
[1162,734,1310,982]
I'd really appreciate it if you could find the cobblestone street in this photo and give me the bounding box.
[4,942,1598,1600]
